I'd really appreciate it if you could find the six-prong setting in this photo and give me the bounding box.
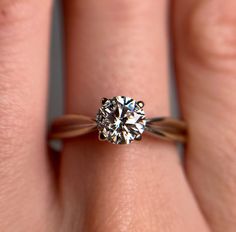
[96,96,146,144]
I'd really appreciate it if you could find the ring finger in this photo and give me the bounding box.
[61,0,208,231]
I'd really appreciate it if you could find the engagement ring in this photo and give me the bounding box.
[50,96,187,144]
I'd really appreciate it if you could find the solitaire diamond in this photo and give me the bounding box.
[96,96,146,144]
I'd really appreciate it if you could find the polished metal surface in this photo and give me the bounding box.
[49,96,187,144]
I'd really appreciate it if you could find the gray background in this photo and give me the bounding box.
[48,3,179,120]
[48,3,63,121]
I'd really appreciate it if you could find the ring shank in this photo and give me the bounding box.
[49,115,187,143]
[145,117,187,143]
[49,115,97,139]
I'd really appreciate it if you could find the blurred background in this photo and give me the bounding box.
[48,3,63,122]
[48,2,179,121]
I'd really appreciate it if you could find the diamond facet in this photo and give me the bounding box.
[96,96,146,144]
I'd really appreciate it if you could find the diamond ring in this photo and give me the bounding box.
[49,96,187,144]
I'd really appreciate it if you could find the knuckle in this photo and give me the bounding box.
[184,1,236,69]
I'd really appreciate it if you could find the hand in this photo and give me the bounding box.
[0,1,236,231]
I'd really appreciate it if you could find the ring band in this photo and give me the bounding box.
[49,96,187,144]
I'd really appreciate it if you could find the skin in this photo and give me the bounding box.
[0,0,236,231]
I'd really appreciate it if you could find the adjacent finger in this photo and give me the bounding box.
[61,0,209,231]
[0,1,57,229]
[173,1,236,231]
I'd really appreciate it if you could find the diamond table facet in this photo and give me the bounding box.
[96,96,146,144]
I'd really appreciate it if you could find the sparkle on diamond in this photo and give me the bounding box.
[96,96,146,144]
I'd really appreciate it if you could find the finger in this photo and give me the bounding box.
[173,1,236,231]
[61,1,210,230]
[0,0,57,229]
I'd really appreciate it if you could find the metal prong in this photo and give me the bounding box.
[101,98,108,105]
[98,132,106,141]
[137,101,145,108]
[135,134,142,141]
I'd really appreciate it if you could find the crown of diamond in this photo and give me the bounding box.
[96,96,146,144]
